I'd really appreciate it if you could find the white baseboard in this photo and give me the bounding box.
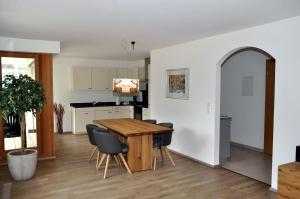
[168,149,219,168]
[231,141,264,153]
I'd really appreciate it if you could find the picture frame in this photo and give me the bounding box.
[166,68,189,99]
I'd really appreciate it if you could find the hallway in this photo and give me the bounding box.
[221,145,272,184]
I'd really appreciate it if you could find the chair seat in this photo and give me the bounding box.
[120,143,128,153]
[153,133,163,148]
[153,138,161,148]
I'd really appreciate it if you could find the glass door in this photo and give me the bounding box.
[1,57,37,151]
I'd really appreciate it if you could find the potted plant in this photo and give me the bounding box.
[0,74,45,181]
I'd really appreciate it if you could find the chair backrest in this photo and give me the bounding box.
[93,130,123,154]
[143,119,157,124]
[158,123,173,146]
[4,115,21,138]
[158,123,173,129]
[86,124,106,146]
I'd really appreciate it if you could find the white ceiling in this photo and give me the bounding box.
[0,0,300,60]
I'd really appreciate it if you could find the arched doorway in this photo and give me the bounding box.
[217,47,275,184]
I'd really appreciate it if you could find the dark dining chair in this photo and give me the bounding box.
[93,129,132,179]
[86,124,107,168]
[4,115,21,138]
[143,119,157,124]
[153,122,175,170]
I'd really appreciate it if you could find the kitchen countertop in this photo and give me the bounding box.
[70,101,143,108]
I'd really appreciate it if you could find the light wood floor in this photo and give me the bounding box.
[221,145,272,184]
[0,134,276,199]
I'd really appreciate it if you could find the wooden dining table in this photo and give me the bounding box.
[93,118,173,172]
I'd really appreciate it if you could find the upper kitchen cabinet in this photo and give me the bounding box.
[72,66,140,91]
[91,68,111,91]
[138,67,145,80]
[72,66,92,90]
[115,68,138,79]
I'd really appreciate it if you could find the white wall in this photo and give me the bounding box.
[53,56,144,132]
[0,37,60,54]
[150,16,300,190]
[221,51,268,149]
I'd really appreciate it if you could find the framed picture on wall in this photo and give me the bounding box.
[166,68,189,99]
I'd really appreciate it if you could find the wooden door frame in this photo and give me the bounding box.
[0,51,54,163]
[264,59,275,155]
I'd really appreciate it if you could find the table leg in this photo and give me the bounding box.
[127,134,153,172]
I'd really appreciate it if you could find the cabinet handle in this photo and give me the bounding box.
[88,88,92,89]
[84,113,88,115]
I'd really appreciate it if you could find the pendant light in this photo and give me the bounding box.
[113,40,139,95]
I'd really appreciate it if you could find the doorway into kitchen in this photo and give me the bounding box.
[219,47,275,184]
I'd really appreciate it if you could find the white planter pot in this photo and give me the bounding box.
[7,149,38,181]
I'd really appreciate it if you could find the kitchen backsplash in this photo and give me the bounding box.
[70,90,133,103]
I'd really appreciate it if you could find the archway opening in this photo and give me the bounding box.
[217,47,275,185]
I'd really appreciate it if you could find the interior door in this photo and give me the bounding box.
[264,59,275,155]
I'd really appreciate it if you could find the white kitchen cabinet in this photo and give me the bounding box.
[112,107,121,118]
[142,108,151,120]
[72,106,134,134]
[116,68,129,78]
[95,110,113,119]
[72,108,95,134]
[131,67,139,79]
[72,67,92,90]
[138,67,145,79]
[120,106,133,118]
[115,68,138,79]
[95,107,113,119]
[72,66,139,91]
[91,68,111,91]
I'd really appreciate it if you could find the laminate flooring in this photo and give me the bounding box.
[0,134,276,199]
[221,145,272,184]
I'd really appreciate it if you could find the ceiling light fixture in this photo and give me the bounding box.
[131,41,135,51]
[113,40,139,95]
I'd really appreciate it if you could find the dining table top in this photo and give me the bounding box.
[93,118,173,137]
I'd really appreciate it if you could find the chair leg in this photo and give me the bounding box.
[164,147,175,167]
[96,151,100,169]
[104,155,110,179]
[97,154,106,170]
[160,149,164,160]
[153,148,157,171]
[118,153,132,174]
[113,155,121,167]
[117,155,122,167]
[88,147,97,162]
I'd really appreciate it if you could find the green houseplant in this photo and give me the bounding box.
[0,74,45,180]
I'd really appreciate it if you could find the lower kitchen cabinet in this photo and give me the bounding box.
[72,108,95,134]
[119,106,133,118]
[95,107,114,119]
[142,108,151,120]
[72,106,134,134]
